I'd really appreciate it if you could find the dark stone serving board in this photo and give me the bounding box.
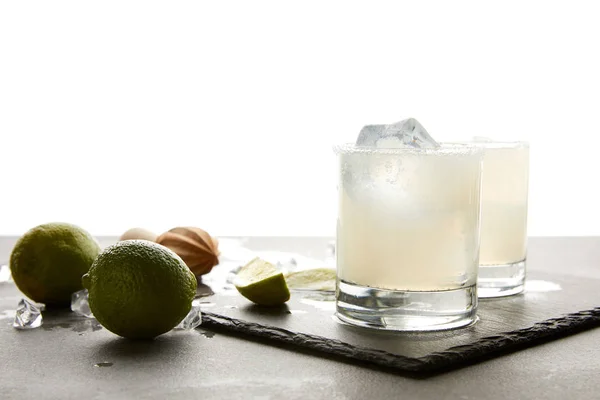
[199,270,600,374]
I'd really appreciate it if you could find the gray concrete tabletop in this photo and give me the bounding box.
[0,236,599,400]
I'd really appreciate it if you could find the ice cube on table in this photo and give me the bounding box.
[13,299,43,329]
[356,118,439,149]
[71,289,94,318]
[175,300,202,330]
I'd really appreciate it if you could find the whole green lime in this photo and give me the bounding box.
[83,240,197,339]
[9,222,100,307]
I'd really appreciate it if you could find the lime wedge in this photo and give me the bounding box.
[285,268,336,291]
[234,257,290,306]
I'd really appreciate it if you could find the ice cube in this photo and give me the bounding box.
[71,289,94,318]
[355,124,388,147]
[175,300,202,330]
[13,299,43,329]
[356,118,439,149]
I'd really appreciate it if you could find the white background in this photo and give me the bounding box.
[1,1,599,237]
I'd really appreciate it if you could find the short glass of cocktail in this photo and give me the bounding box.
[475,140,529,298]
[334,119,483,331]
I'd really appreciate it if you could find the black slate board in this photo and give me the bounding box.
[198,270,600,374]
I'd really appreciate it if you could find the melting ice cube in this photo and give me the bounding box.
[356,118,439,149]
[13,299,43,330]
[71,289,94,318]
[175,300,203,330]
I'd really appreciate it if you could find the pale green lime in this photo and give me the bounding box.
[10,222,100,307]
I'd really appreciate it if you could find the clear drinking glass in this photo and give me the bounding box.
[334,144,483,331]
[477,142,529,298]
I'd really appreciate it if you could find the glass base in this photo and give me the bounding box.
[336,280,478,332]
[477,260,526,298]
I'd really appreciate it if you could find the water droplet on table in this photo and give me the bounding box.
[94,362,113,368]
[71,318,103,333]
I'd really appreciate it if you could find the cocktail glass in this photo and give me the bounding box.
[334,144,483,331]
[476,141,529,298]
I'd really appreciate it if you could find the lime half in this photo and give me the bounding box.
[234,257,290,306]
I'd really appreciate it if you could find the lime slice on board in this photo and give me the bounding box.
[234,257,290,306]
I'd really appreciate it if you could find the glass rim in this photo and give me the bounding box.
[333,142,484,155]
